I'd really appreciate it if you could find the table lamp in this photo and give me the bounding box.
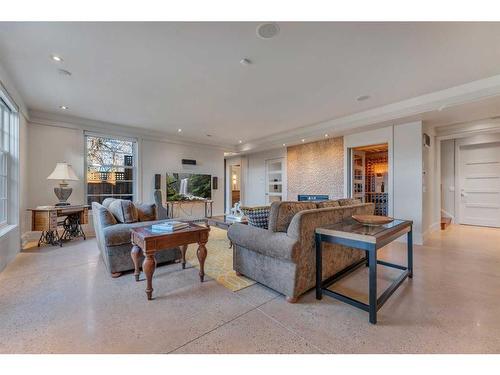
[47,162,79,206]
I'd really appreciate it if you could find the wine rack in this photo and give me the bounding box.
[365,153,388,215]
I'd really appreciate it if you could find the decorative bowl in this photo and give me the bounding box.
[352,215,394,226]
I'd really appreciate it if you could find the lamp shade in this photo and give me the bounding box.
[47,162,79,181]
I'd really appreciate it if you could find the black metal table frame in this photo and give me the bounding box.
[315,224,413,324]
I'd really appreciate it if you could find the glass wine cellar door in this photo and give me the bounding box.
[350,144,389,216]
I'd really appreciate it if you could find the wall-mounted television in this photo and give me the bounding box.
[166,172,212,201]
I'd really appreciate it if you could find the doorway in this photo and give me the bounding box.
[350,144,389,215]
[457,141,500,227]
[230,165,241,207]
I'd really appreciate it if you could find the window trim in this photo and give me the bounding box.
[0,151,7,228]
[84,132,138,207]
[0,82,20,235]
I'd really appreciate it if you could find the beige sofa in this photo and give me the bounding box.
[228,199,375,302]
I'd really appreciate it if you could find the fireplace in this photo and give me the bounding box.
[297,194,329,202]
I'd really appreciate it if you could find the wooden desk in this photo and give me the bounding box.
[28,205,89,247]
[131,222,210,300]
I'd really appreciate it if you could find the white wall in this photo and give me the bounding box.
[243,148,286,206]
[393,121,424,244]
[27,124,85,209]
[24,121,226,238]
[225,155,246,213]
[440,139,456,219]
[141,138,225,217]
[422,124,440,240]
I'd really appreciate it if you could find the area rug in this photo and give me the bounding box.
[185,226,256,291]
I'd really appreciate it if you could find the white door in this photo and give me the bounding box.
[459,142,500,227]
[265,158,285,204]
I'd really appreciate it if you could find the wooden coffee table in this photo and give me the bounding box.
[130,222,210,301]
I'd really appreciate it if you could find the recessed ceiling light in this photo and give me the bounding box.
[282,143,286,147]
[59,105,68,110]
[257,23,280,39]
[240,58,252,66]
[51,55,63,62]
[238,140,243,144]
[58,69,72,76]
[301,139,305,143]
[324,134,329,138]
[356,95,371,102]
[177,128,182,132]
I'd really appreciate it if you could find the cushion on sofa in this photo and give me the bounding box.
[316,200,340,208]
[228,223,300,261]
[268,201,317,232]
[92,203,118,227]
[102,220,160,247]
[108,199,138,223]
[338,198,362,206]
[102,197,117,208]
[241,206,270,229]
[135,202,156,221]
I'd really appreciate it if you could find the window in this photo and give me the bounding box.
[0,97,13,227]
[85,134,137,206]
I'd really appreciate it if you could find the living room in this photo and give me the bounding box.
[1,1,500,372]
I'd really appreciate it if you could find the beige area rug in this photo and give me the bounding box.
[185,226,256,292]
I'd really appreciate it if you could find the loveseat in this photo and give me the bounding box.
[228,199,374,302]
[92,197,180,277]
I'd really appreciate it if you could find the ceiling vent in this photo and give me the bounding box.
[257,23,280,39]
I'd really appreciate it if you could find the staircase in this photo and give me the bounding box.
[441,216,452,230]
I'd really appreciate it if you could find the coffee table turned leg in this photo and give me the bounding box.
[197,241,208,282]
[131,244,142,281]
[143,253,157,300]
[180,245,188,269]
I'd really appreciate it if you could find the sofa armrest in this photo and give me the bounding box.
[228,223,300,262]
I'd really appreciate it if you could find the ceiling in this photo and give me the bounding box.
[2,22,500,149]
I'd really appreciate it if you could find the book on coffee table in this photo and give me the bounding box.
[151,221,189,232]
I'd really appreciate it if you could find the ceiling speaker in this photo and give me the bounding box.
[257,23,280,39]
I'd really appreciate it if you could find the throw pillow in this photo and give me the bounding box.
[338,198,362,206]
[108,199,138,223]
[102,197,117,208]
[92,203,118,227]
[241,206,271,229]
[135,202,157,222]
[317,200,340,208]
[269,201,317,232]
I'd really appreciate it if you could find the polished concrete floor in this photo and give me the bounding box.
[1,224,499,353]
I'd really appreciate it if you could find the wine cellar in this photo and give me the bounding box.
[352,144,389,216]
